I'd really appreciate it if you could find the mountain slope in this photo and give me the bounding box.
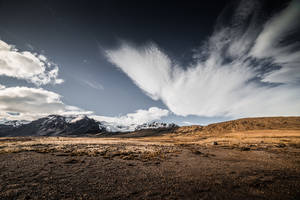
[0,115,106,137]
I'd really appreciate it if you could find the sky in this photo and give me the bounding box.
[0,0,299,126]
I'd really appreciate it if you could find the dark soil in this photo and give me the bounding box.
[1,144,300,200]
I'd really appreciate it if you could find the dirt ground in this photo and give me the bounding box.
[1,129,300,200]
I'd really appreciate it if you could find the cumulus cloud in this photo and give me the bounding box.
[91,107,169,128]
[0,86,91,121]
[106,0,300,118]
[0,40,63,85]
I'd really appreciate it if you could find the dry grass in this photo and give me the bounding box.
[0,137,178,162]
[1,128,300,160]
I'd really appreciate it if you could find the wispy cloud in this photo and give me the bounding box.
[105,0,300,118]
[0,40,63,85]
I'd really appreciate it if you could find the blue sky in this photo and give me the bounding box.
[0,0,299,126]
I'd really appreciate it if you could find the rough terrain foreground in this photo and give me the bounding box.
[0,117,300,200]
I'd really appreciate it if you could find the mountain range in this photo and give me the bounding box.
[0,115,177,137]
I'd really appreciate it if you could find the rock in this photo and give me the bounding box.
[64,159,79,164]
[213,141,218,145]
[192,150,203,155]
[240,147,251,151]
[276,143,286,148]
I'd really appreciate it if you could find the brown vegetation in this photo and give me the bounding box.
[0,117,300,199]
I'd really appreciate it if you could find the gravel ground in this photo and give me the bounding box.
[0,136,300,200]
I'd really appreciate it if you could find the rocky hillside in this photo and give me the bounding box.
[0,115,105,137]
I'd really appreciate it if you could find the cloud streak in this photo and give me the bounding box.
[106,0,300,118]
[83,80,104,90]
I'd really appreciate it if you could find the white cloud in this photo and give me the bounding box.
[105,0,300,118]
[91,107,169,131]
[106,43,172,100]
[0,40,63,85]
[0,86,91,121]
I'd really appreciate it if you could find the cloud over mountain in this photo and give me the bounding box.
[91,107,169,127]
[0,86,92,121]
[106,0,300,118]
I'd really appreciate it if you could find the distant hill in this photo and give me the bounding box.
[175,117,300,135]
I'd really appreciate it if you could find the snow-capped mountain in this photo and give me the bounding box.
[135,122,178,131]
[0,115,179,136]
[99,121,178,132]
[98,121,136,132]
[0,115,105,137]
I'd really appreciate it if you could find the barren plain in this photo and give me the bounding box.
[1,117,300,200]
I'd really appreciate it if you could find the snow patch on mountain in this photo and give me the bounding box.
[135,122,178,131]
[0,119,30,127]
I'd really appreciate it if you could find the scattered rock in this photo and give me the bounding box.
[240,147,251,151]
[192,150,203,155]
[55,153,69,156]
[64,159,79,164]
[276,143,286,148]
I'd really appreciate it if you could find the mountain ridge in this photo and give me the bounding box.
[0,115,177,137]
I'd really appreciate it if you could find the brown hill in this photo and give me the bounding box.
[175,117,300,135]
